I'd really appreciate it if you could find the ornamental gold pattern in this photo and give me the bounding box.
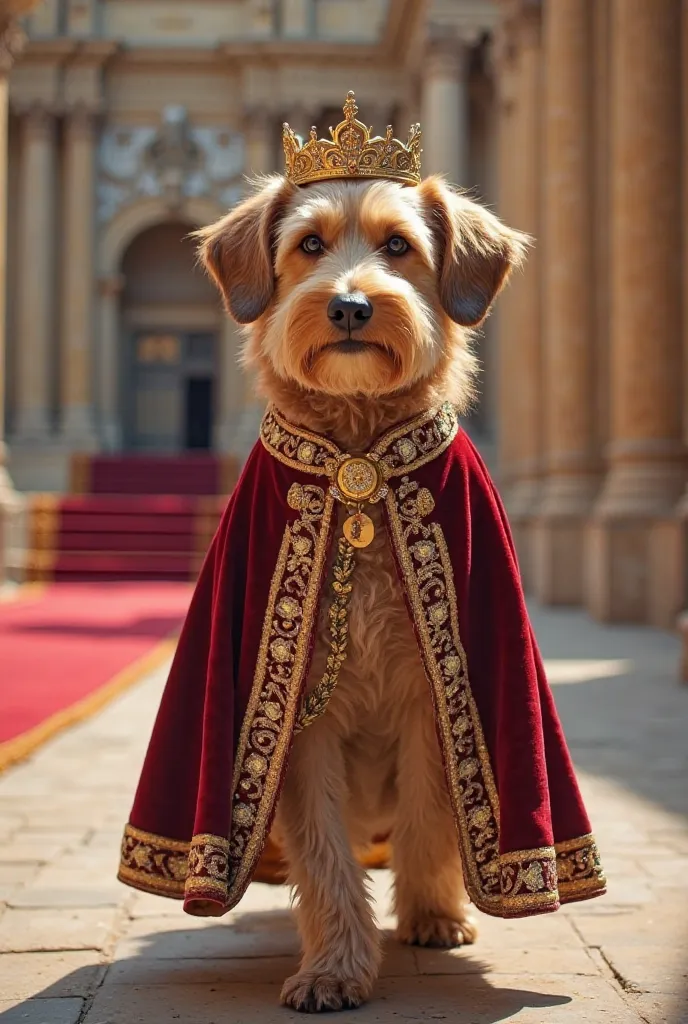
[224,484,335,909]
[283,91,422,188]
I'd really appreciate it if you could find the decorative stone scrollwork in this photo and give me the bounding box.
[97,104,245,223]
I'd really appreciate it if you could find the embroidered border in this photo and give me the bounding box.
[219,486,336,910]
[259,404,459,482]
[118,823,188,898]
[260,408,340,474]
[371,402,459,477]
[499,847,558,914]
[385,477,604,917]
[556,834,606,901]
[385,478,502,912]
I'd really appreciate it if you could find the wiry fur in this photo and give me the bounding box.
[197,175,528,1012]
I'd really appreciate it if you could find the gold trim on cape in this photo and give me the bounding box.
[119,405,605,916]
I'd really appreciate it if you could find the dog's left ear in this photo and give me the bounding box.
[419,176,531,327]
[194,175,296,324]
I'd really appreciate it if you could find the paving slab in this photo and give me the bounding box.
[0,998,84,1024]
[81,975,641,1024]
[600,945,688,996]
[0,908,118,953]
[0,951,106,1000]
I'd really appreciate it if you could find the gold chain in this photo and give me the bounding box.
[294,535,356,733]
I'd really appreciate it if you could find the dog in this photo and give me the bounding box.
[196,173,527,1012]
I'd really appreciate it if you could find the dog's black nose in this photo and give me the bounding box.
[327,293,373,331]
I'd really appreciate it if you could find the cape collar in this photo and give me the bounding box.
[260,402,459,482]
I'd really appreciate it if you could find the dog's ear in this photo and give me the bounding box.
[195,176,296,324]
[419,176,530,327]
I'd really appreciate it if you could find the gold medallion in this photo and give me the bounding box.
[343,512,375,548]
[336,457,382,503]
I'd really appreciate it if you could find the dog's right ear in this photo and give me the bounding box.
[195,176,296,324]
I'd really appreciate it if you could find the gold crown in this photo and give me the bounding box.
[282,91,421,188]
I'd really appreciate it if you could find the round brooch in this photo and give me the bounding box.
[335,457,383,503]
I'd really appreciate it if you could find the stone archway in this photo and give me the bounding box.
[95,199,243,452]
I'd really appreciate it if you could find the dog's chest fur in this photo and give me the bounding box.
[303,502,430,833]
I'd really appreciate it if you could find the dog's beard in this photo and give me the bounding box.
[261,282,442,398]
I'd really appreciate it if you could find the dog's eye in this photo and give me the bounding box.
[386,236,409,256]
[301,235,324,255]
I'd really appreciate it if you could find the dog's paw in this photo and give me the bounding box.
[280,970,369,1013]
[397,910,478,948]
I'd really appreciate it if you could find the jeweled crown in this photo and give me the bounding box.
[282,91,422,188]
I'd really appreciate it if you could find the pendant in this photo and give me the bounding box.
[343,511,375,548]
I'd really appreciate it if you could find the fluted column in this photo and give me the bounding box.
[533,0,597,604]
[422,34,470,186]
[97,275,124,451]
[14,107,56,441]
[60,107,97,445]
[586,0,684,622]
[494,23,519,491]
[500,6,543,589]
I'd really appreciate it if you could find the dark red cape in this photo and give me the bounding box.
[118,404,605,918]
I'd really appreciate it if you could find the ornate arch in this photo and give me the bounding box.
[98,196,225,277]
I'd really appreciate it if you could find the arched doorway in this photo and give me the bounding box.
[120,221,221,452]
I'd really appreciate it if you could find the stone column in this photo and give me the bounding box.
[60,107,97,445]
[14,107,56,441]
[0,21,26,582]
[493,23,519,492]
[532,0,597,604]
[97,275,124,451]
[500,6,543,589]
[422,33,470,186]
[586,0,684,622]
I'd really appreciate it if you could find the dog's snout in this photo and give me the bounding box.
[327,293,374,332]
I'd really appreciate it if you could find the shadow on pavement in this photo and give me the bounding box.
[0,915,572,1023]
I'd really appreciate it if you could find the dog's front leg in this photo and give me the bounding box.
[392,692,478,948]
[276,723,381,1012]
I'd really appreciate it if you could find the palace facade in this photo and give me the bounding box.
[1,0,688,632]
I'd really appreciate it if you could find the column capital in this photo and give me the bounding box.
[64,105,98,141]
[21,105,57,142]
[425,33,472,80]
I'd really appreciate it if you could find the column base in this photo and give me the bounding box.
[12,410,52,443]
[60,405,99,451]
[0,444,24,586]
[100,419,123,452]
[7,440,72,493]
[585,461,686,623]
[584,517,657,623]
[213,417,238,455]
[532,516,587,606]
[502,477,542,594]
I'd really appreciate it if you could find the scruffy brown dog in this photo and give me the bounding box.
[197,173,527,1012]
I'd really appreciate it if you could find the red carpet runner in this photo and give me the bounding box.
[0,581,192,771]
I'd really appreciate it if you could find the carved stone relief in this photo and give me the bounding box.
[97,105,245,223]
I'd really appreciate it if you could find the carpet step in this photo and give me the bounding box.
[71,454,239,496]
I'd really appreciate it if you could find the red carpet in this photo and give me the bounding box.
[0,582,192,770]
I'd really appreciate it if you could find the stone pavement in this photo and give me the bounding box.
[0,604,687,1024]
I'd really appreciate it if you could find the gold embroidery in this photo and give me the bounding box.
[261,408,340,474]
[186,834,231,902]
[385,478,501,911]
[370,402,458,476]
[556,834,606,901]
[118,823,189,898]
[295,535,356,733]
[222,485,335,909]
[260,404,459,483]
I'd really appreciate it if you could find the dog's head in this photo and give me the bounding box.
[197,175,528,406]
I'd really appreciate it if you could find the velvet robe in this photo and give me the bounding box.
[118,403,605,919]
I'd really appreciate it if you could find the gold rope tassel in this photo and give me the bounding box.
[295,535,356,733]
